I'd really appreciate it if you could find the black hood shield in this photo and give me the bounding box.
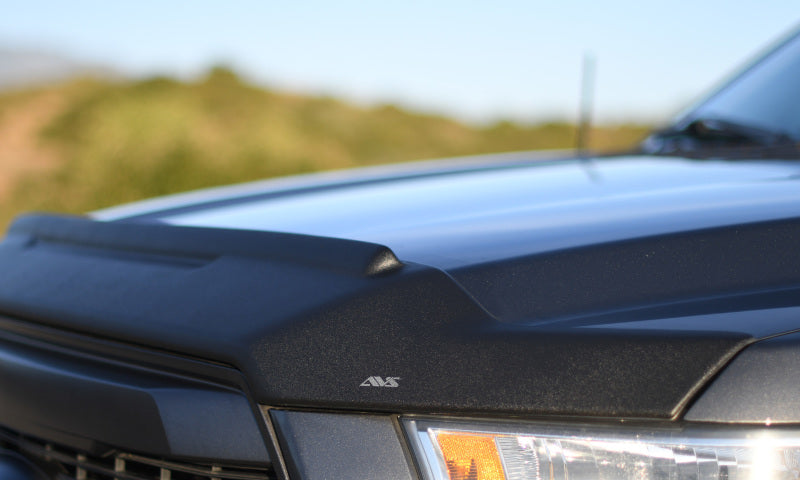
[0,214,772,419]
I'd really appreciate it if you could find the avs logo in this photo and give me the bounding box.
[360,376,400,388]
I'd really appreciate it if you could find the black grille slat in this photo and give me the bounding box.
[118,454,270,480]
[0,429,274,480]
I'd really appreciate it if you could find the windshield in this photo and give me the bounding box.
[643,29,800,157]
[684,29,800,140]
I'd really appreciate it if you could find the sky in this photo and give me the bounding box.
[1,1,799,125]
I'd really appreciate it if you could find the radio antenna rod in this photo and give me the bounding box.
[576,52,596,154]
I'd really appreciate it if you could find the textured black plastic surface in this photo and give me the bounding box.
[0,335,269,464]
[270,410,416,480]
[0,213,770,418]
[451,218,800,322]
[9,213,401,276]
[685,331,800,423]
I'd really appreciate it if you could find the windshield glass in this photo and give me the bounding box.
[681,30,800,140]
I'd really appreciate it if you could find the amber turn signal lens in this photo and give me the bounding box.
[434,432,505,480]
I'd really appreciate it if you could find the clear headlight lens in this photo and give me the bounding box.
[403,417,800,480]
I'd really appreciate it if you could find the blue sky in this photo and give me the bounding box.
[2,1,799,124]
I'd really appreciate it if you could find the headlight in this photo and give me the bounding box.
[403,417,800,480]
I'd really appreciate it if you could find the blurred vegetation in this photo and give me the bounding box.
[0,67,650,228]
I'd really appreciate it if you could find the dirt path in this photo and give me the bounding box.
[0,91,64,199]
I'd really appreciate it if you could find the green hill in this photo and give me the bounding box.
[0,68,650,228]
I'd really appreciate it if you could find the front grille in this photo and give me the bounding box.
[0,429,276,480]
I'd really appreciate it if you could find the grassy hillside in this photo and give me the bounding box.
[0,68,650,229]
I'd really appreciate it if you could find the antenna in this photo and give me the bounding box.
[576,53,596,153]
